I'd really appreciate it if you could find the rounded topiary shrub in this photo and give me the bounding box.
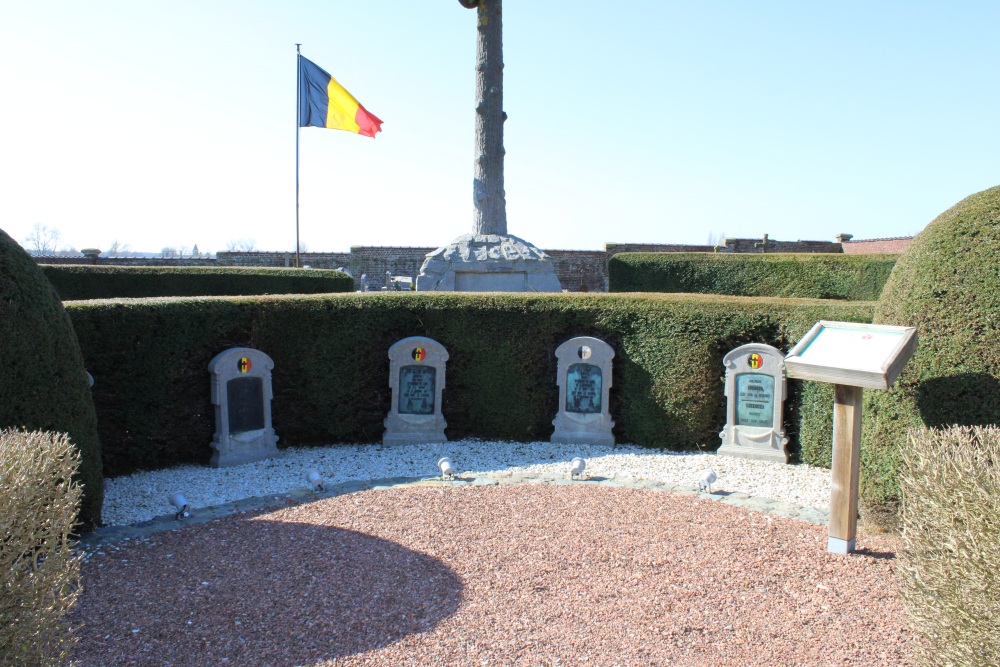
[862,184,1000,517]
[0,228,103,528]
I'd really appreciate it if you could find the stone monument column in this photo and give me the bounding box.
[417,0,561,293]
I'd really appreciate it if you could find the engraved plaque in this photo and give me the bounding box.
[735,373,774,428]
[566,363,602,414]
[227,376,265,433]
[399,365,436,415]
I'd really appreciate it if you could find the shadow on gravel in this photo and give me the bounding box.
[72,513,462,667]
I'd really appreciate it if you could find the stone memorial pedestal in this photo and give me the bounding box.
[551,336,615,446]
[208,347,279,467]
[416,234,561,292]
[383,336,449,446]
[718,343,788,463]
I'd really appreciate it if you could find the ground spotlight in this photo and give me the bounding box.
[168,492,190,520]
[698,468,718,493]
[306,469,325,492]
[438,457,456,480]
[570,457,587,480]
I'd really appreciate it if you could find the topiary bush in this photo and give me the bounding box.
[899,426,1000,667]
[0,228,103,527]
[862,184,1000,514]
[608,252,898,300]
[0,429,83,666]
[64,292,872,475]
[41,265,353,300]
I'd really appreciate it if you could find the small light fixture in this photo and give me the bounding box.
[437,457,455,480]
[698,468,718,493]
[168,492,190,520]
[570,457,587,480]
[306,470,325,492]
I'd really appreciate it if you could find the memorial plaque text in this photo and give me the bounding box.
[227,376,265,432]
[736,373,774,427]
[566,363,602,414]
[399,365,436,415]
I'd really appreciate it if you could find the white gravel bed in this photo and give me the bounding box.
[101,440,832,527]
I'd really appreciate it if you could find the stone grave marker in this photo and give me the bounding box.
[551,336,615,446]
[384,336,449,446]
[208,347,279,467]
[718,343,788,463]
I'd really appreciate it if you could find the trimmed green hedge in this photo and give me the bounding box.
[864,184,1000,513]
[41,265,354,300]
[0,229,103,529]
[64,292,872,476]
[609,253,898,300]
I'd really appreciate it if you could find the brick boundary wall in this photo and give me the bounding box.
[841,237,913,254]
[546,250,609,292]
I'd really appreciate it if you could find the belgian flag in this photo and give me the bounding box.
[298,56,383,138]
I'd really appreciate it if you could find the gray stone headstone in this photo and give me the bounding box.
[717,343,788,463]
[383,336,449,446]
[551,337,615,446]
[208,347,279,467]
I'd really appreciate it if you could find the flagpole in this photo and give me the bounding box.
[295,43,302,268]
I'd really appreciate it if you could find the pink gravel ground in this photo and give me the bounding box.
[72,485,910,666]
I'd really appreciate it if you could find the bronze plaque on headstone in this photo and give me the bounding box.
[735,373,775,428]
[566,363,602,414]
[227,376,265,433]
[399,365,436,415]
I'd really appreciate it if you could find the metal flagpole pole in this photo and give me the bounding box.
[295,43,302,268]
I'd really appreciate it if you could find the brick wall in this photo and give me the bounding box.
[605,243,715,257]
[216,251,352,269]
[546,250,608,292]
[34,256,217,266]
[349,246,436,290]
[841,237,913,254]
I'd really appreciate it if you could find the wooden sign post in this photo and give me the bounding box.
[784,321,917,554]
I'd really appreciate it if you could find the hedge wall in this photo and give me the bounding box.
[41,265,354,300]
[65,292,872,477]
[608,253,898,300]
[0,229,103,529]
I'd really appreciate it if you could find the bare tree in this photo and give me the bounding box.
[297,240,309,253]
[23,223,62,255]
[225,238,257,252]
[105,240,133,258]
[458,0,507,236]
[161,247,179,258]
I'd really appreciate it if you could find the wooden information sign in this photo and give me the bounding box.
[784,321,917,554]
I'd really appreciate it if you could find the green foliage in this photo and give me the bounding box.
[899,426,1000,667]
[608,252,897,300]
[41,265,354,300]
[0,430,83,667]
[0,228,103,527]
[65,292,872,476]
[864,184,1000,509]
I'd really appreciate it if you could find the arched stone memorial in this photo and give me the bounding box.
[208,347,279,467]
[384,336,449,446]
[718,343,789,463]
[551,336,615,447]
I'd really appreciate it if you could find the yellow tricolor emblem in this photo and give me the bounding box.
[238,357,252,373]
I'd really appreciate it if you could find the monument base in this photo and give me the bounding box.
[417,233,562,292]
[210,428,279,467]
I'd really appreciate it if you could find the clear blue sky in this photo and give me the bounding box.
[2,1,998,254]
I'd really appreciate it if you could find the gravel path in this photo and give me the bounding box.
[73,484,910,667]
[101,441,833,526]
